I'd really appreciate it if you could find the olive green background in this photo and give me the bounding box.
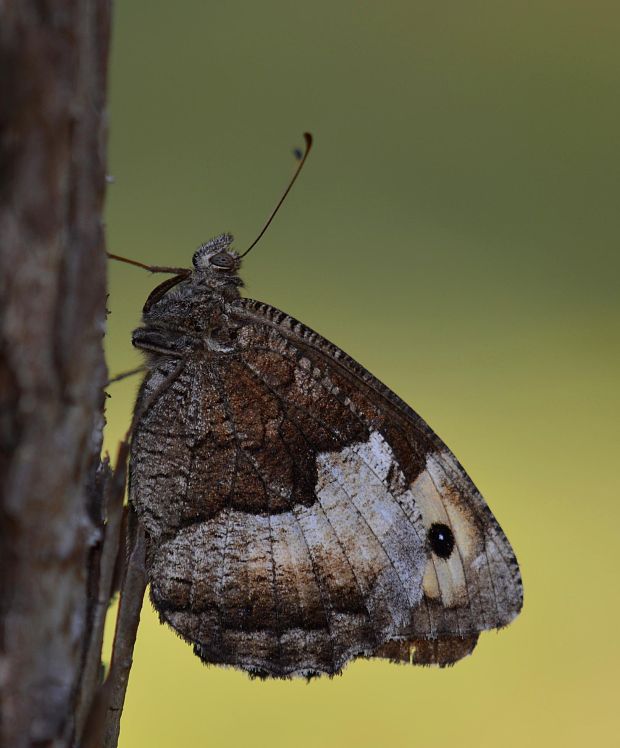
[104,2,620,747]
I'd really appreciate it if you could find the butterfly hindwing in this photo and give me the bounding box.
[130,290,522,677]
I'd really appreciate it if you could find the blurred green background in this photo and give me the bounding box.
[104,2,620,747]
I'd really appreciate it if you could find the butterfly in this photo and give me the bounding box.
[125,135,522,678]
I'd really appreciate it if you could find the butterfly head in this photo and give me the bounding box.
[192,233,241,277]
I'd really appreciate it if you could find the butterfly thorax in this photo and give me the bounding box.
[132,233,244,359]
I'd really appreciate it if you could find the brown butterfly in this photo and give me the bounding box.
[123,134,522,678]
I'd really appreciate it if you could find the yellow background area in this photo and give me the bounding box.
[104,3,619,746]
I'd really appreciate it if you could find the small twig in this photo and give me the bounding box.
[101,510,147,748]
[80,445,148,748]
[75,442,129,741]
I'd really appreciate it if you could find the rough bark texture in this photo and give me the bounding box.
[0,2,112,747]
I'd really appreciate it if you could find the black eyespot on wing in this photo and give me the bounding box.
[428,523,455,559]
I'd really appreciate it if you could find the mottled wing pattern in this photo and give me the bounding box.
[130,299,522,677]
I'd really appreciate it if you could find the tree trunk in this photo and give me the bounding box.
[0,2,113,747]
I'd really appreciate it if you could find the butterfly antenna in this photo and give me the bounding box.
[107,252,190,275]
[239,132,313,259]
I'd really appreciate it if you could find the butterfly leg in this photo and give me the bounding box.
[105,365,147,386]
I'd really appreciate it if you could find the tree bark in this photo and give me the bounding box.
[0,2,113,747]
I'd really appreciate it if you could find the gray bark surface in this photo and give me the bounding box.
[0,2,113,746]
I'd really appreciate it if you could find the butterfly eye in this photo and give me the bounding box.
[428,523,455,559]
[209,252,235,270]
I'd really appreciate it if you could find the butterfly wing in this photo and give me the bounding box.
[130,298,522,677]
